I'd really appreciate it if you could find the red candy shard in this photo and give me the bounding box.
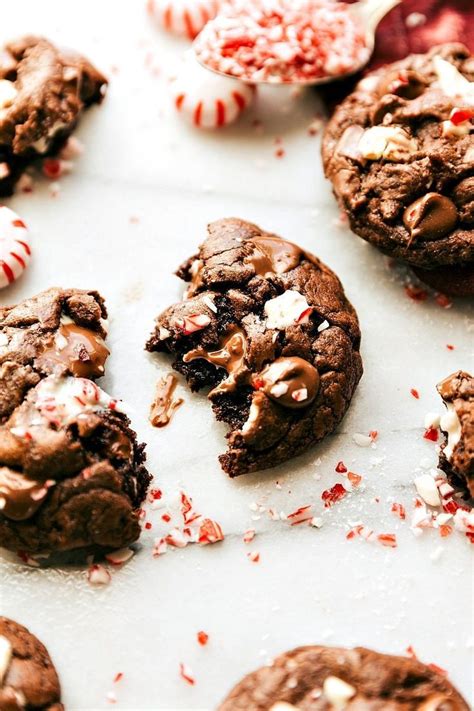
[175,314,211,335]
[377,533,397,548]
[423,427,439,442]
[335,460,347,473]
[179,663,195,686]
[197,631,209,646]
[347,471,362,487]
[198,518,224,545]
[405,284,428,302]
[410,388,420,399]
[391,503,406,520]
[450,108,474,125]
[321,483,347,508]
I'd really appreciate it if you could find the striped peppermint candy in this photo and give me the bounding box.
[0,206,31,289]
[147,0,220,39]
[171,54,255,128]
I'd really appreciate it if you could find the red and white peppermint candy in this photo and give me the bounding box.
[0,206,31,289]
[147,0,220,39]
[171,54,255,129]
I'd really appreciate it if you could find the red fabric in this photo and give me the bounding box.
[320,0,473,107]
[372,0,474,67]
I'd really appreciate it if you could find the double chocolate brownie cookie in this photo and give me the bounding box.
[437,371,473,502]
[0,287,109,422]
[322,43,474,296]
[218,645,469,710]
[0,288,151,558]
[147,218,362,476]
[0,35,107,195]
[0,617,62,710]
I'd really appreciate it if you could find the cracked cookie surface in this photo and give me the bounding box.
[0,617,63,710]
[218,645,469,710]
[147,218,362,476]
[0,287,109,423]
[0,35,107,195]
[322,43,474,288]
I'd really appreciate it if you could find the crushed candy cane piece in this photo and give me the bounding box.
[322,483,347,507]
[179,662,195,685]
[423,427,439,442]
[335,461,347,473]
[391,503,406,520]
[247,551,260,562]
[198,518,224,544]
[105,547,134,566]
[243,529,256,543]
[377,533,397,548]
[197,630,209,646]
[347,471,362,487]
[415,475,441,507]
[87,564,111,586]
[175,313,211,334]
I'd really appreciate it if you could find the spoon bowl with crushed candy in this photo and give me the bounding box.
[193,0,401,86]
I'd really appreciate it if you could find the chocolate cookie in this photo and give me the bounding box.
[437,371,474,502]
[0,617,62,710]
[218,645,469,710]
[322,43,474,296]
[0,35,107,195]
[0,374,150,556]
[0,287,109,423]
[146,218,362,476]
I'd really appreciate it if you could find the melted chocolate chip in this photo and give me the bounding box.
[256,356,320,409]
[0,468,52,521]
[183,327,248,396]
[39,321,109,378]
[149,374,183,428]
[377,69,427,99]
[246,235,303,276]
[403,193,458,243]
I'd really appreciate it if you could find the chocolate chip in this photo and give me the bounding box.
[403,193,458,243]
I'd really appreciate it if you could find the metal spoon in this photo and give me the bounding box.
[194,0,401,86]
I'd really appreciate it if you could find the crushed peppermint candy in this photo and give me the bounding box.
[197,630,209,646]
[179,662,195,685]
[264,290,312,330]
[243,528,256,543]
[321,483,347,508]
[153,490,224,556]
[247,550,260,562]
[194,0,370,84]
[87,564,112,586]
[174,313,211,335]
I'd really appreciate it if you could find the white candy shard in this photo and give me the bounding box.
[35,376,119,426]
[414,474,441,507]
[0,79,17,109]
[440,403,462,461]
[433,56,474,105]
[352,432,372,447]
[358,126,417,161]
[148,0,220,39]
[171,53,254,129]
[424,412,441,429]
[0,635,12,684]
[0,206,31,290]
[323,675,356,709]
[264,290,311,329]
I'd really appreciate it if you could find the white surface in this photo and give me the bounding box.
[0,2,473,709]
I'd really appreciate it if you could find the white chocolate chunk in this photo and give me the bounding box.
[433,56,474,104]
[424,412,441,429]
[323,675,357,709]
[414,474,441,507]
[440,403,462,461]
[35,375,119,426]
[0,79,17,109]
[358,126,417,161]
[270,704,299,711]
[264,290,311,330]
[0,635,12,684]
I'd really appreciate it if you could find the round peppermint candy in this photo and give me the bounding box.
[171,54,255,128]
[147,0,220,40]
[0,206,31,289]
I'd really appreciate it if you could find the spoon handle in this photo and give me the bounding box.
[350,0,401,34]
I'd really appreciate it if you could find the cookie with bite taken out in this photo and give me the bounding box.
[146,218,362,476]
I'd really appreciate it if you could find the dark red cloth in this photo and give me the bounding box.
[372,0,474,67]
[319,0,473,107]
